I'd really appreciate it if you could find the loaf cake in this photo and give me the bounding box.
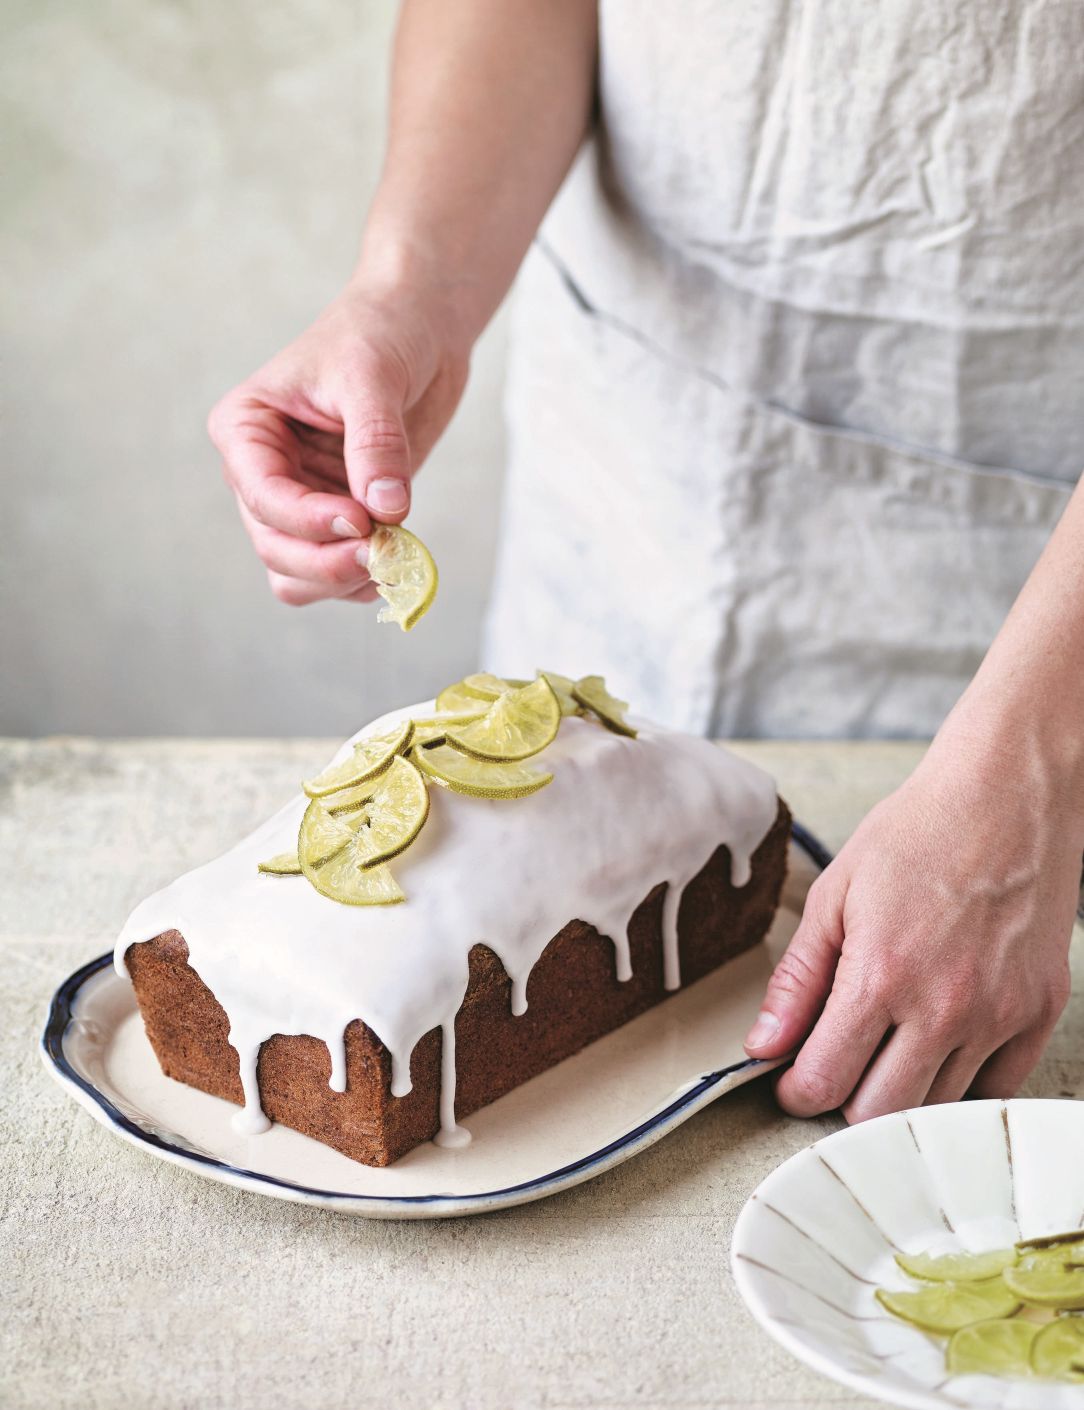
[116,677,790,1166]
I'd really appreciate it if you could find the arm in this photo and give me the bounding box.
[746,475,1084,1119]
[209,1,597,605]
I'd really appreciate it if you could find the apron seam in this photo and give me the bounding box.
[533,235,1078,496]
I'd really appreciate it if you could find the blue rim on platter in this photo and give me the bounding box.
[40,820,831,1216]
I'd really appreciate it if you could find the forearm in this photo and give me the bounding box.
[934,474,1084,837]
[356,0,598,344]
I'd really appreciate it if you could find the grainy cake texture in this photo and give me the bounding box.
[126,800,791,1166]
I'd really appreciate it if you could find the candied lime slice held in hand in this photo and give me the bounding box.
[301,719,414,798]
[572,674,637,737]
[444,675,561,762]
[1030,1317,1084,1382]
[895,1247,1019,1283]
[947,1318,1041,1379]
[257,852,303,876]
[368,524,438,631]
[875,1278,1021,1333]
[1003,1255,1084,1309]
[412,742,553,799]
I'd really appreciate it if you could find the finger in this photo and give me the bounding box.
[841,1028,952,1124]
[773,981,892,1117]
[211,398,370,541]
[266,572,344,607]
[340,583,381,604]
[340,371,413,523]
[969,1027,1052,1099]
[924,1045,994,1107]
[744,870,846,1058]
[238,500,371,591]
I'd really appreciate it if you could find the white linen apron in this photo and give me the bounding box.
[484,0,1083,737]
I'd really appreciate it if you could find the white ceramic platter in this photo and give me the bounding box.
[732,1098,1084,1410]
[41,826,828,1219]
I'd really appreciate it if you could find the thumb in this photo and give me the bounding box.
[744,871,845,1058]
[341,372,413,523]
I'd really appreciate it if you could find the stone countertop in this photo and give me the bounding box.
[2,738,1081,1410]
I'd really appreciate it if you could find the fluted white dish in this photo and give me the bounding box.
[732,1099,1084,1409]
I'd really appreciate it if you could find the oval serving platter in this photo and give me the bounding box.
[40,824,829,1219]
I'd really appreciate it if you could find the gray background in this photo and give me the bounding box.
[3,1,508,737]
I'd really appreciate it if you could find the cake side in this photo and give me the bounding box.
[127,799,791,1166]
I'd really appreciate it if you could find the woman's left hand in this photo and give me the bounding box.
[744,728,1081,1122]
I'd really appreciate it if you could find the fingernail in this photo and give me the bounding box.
[367,478,409,514]
[745,1011,781,1049]
[331,515,362,538]
[354,542,370,568]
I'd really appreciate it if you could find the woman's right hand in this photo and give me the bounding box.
[208,278,470,606]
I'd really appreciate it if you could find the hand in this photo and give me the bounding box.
[208,278,469,605]
[744,731,1080,1122]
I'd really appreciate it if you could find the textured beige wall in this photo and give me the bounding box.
[2,0,508,736]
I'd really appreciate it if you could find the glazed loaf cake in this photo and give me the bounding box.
[117,703,790,1166]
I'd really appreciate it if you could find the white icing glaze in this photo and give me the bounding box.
[115,702,779,1145]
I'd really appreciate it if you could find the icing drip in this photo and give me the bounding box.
[432,1020,471,1149]
[660,883,683,992]
[115,702,779,1148]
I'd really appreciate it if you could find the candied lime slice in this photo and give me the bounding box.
[571,674,637,737]
[257,852,302,876]
[876,1279,1021,1333]
[444,676,560,762]
[298,803,406,905]
[540,670,581,717]
[1030,1318,1084,1382]
[412,742,553,799]
[1016,1230,1084,1257]
[306,846,405,907]
[410,712,485,748]
[368,524,438,631]
[1004,1256,1084,1309]
[301,720,414,798]
[434,681,494,714]
[299,754,428,879]
[459,672,514,700]
[947,1318,1040,1379]
[895,1248,1018,1283]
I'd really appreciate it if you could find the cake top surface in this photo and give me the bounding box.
[116,699,780,1139]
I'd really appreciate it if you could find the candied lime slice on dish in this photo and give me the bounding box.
[368,524,438,631]
[256,852,303,876]
[947,1318,1041,1379]
[1004,1256,1084,1309]
[444,676,561,762]
[412,742,553,799]
[876,1279,1021,1333]
[539,670,581,717]
[1030,1317,1084,1382]
[571,674,637,737]
[895,1248,1018,1283]
[1016,1230,1084,1259]
[301,720,414,798]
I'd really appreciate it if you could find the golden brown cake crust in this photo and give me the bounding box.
[126,799,791,1166]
